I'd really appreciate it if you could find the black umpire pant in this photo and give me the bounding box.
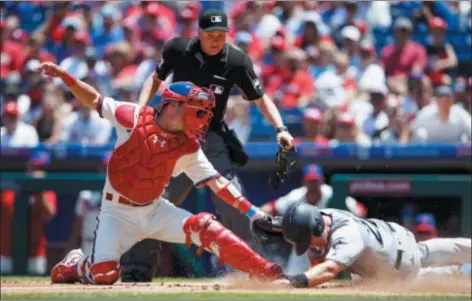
[120,132,259,281]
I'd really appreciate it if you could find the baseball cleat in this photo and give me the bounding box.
[51,249,84,283]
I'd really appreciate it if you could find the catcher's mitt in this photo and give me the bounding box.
[268,145,297,190]
[251,215,284,244]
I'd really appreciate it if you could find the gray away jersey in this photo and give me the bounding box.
[316,209,415,278]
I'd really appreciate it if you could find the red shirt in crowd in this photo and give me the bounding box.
[1,40,24,78]
[228,28,264,63]
[380,40,427,76]
[265,68,315,109]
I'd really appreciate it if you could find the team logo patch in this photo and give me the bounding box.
[210,85,224,95]
[210,16,222,23]
[252,78,262,91]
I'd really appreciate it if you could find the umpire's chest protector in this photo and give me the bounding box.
[107,107,199,204]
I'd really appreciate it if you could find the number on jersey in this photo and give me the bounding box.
[356,218,383,246]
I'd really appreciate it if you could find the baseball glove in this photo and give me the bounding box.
[251,215,284,244]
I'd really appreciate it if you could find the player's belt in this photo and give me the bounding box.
[105,192,153,207]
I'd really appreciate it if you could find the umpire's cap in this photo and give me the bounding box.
[199,9,228,32]
[282,202,325,256]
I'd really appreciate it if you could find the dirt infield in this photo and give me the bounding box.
[1,276,471,298]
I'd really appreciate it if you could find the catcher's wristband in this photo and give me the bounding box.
[245,205,264,220]
[60,71,77,87]
[287,274,309,288]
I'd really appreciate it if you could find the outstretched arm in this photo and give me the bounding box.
[204,175,266,222]
[35,62,100,109]
[138,71,162,107]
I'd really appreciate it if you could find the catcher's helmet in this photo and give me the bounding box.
[158,82,215,140]
[281,202,325,255]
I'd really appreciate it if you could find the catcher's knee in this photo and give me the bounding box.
[183,213,225,251]
[90,261,120,285]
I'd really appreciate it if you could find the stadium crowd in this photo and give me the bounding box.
[1,0,471,148]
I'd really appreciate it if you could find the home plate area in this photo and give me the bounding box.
[1,276,471,298]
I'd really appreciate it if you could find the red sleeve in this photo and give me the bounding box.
[300,72,315,95]
[114,103,136,129]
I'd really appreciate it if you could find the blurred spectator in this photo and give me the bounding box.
[20,34,56,70]
[30,89,64,143]
[399,72,434,113]
[293,15,325,51]
[48,13,84,63]
[265,49,315,109]
[297,108,329,145]
[228,2,264,62]
[357,84,390,141]
[1,18,24,79]
[308,39,337,78]
[261,36,287,87]
[377,106,409,143]
[358,41,385,91]
[415,213,438,242]
[340,25,361,72]
[381,18,427,88]
[1,101,39,147]
[316,51,355,108]
[178,8,198,38]
[91,3,125,58]
[402,85,472,143]
[425,17,458,86]
[60,104,112,145]
[57,31,92,82]
[331,112,370,145]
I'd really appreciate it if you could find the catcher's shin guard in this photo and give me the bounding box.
[183,213,283,281]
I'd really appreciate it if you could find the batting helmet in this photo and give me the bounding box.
[158,82,215,140]
[282,202,325,255]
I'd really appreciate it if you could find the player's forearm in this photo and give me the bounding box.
[206,176,264,220]
[59,71,101,110]
[254,94,285,129]
[288,261,341,288]
[304,260,344,287]
[138,72,162,107]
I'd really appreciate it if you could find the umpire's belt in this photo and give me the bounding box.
[105,192,153,207]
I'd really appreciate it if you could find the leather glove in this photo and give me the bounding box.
[251,215,285,244]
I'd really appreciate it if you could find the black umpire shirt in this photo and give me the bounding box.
[155,37,264,131]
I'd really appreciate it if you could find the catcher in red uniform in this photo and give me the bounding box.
[35,62,283,284]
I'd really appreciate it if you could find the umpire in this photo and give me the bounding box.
[120,8,294,282]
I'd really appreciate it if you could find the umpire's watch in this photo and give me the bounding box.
[276,126,288,133]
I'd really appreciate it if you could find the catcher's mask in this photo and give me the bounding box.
[157,82,215,141]
[281,202,325,256]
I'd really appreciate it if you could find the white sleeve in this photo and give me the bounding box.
[98,96,138,130]
[173,147,219,185]
[325,221,365,267]
[75,191,90,217]
[26,126,39,147]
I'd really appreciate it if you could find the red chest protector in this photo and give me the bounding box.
[107,106,199,204]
